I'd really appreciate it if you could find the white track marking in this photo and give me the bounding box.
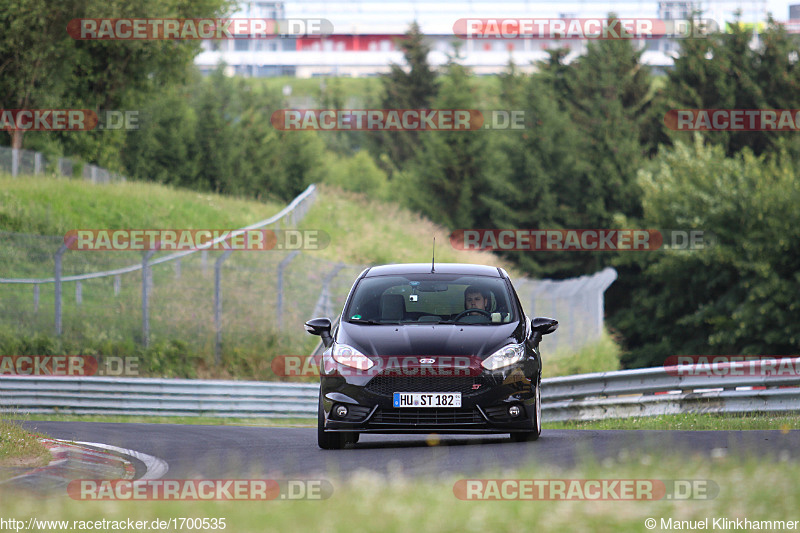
[75,441,169,480]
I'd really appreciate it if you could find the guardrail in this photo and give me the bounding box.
[2,358,798,421]
[0,377,318,418]
[0,184,318,349]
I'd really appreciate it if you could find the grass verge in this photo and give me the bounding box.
[545,330,622,377]
[0,177,520,380]
[0,419,51,476]
[12,412,798,431]
[0,452,798,532]
[545,412,800,431]
[8,414,315,427]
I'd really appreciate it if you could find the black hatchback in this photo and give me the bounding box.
[305,263,558,449]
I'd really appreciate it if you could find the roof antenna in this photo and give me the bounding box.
[431,237,436,273]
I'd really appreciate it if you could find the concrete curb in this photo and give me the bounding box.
[0,438,136,496]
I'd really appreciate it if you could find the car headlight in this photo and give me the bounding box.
[332,343,374,370]
[481,343,525,370]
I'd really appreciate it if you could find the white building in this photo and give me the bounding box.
[194,0,782,77]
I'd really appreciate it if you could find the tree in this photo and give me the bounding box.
[0,0,232,170]
[554,19,661,221]
[611,138,800,367]
[666,16,800,158]
[368,22,439,176]
[483,71,588,277]
[0,0,78,150]
[396,54,500,228]
[483,19,662,278]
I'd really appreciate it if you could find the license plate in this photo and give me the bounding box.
[393,392,462,408]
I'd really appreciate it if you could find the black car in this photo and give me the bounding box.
[305,263,558,449]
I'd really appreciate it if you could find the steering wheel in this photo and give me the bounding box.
[452,308,492,322]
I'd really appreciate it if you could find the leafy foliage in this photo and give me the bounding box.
[612,139,800,367]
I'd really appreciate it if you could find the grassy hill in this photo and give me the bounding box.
[0,175,534,380]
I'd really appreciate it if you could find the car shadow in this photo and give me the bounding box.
[349,434,516,449]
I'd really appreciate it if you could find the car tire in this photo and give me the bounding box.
[318,395,359,449]
[318,395,345,450]
[510,378,541,442]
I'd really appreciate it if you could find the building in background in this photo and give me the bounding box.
[195,0,789,77]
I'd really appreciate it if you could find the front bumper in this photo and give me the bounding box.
[320,367,538,434]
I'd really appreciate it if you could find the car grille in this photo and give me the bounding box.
[364,375,491,397]
[370,407,484,425]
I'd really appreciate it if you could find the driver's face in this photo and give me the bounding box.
[465,292,487,311]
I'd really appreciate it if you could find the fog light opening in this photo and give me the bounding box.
[335,404,349,418]
[508,405,521,418]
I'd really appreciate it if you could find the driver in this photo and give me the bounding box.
[464,285,491,315]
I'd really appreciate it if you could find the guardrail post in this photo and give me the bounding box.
[75,281,82,305]
[54,243,68,335]
[114,275,121,295]
[142,250,156,347]
[33,284,39,313]
[277,250,300,330]
[11,148,19,177]
[215,249,234,365]
[312,263,346,319]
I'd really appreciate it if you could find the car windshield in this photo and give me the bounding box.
[344,274,516,325]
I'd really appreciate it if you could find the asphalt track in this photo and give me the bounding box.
[19,421,800,480]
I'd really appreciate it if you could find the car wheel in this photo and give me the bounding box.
[510,379,541,442]
[318,395,345,450]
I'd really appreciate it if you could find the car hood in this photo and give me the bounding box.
[337,321,522,359]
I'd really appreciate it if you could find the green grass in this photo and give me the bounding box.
[0,420,51,477]
[1,452,798,531]
[546,413,800,431]
[300,184,518,268]
[0,176,518,380]
[12,412,798,431]
[0,175,282,238]
[9,414,315,427]
[545,330,622,378]
[0,174,621,381]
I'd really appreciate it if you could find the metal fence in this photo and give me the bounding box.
[0,185,332,361]
[512,267,617,353]
[0,146,126,183]
[1,171,617,361]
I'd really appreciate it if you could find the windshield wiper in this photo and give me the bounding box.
[347,318,401,325]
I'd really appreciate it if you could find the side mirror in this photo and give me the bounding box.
[532,317,558,335]
[530,317,558,343]
[305,317,333,347]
